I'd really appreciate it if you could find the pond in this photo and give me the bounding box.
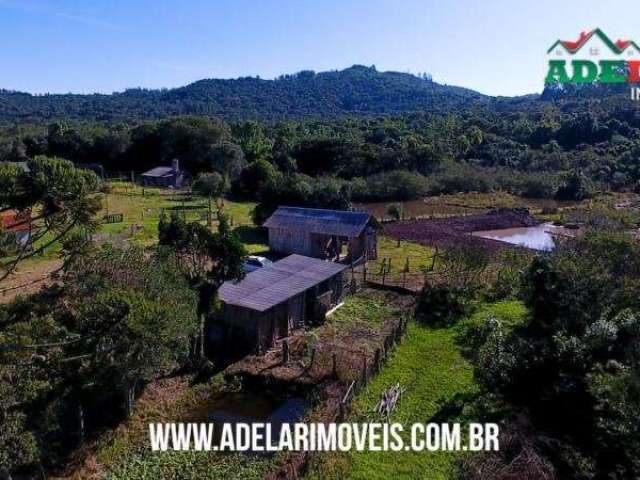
[472,223,576,251]
[186,390,309,452]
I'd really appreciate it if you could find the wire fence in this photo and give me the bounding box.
[339,247,528,293]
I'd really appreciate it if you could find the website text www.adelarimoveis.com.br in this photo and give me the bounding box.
[149,422,499,453]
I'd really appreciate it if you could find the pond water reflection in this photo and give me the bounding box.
[472,223,575,251]
[186,390,308,452]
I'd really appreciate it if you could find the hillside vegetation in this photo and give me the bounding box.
[0,66,486,123]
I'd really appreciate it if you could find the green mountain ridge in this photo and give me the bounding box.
[0,65,491,123]
[1,64,634,124]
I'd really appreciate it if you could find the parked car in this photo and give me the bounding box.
[243,255,273,273]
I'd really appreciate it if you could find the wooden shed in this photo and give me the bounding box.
[140,159,184,188]
[263,207,379,263]
[217,254,348,354]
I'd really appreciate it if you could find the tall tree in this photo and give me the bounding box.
[158,213,246,360]
[192,172,228,226]
[0,157,100,284]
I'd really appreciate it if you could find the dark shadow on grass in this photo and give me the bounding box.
[234,225,267,244]
[430,391,481,423]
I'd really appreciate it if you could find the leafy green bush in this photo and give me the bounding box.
[415,284,476,326]
[350,170,430,201]
[469,232,640,478]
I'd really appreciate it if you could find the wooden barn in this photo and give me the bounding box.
[217,254,347,354]
[263,207,379,262]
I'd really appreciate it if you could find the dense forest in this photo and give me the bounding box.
[0,66,488,123]
[1,69,639,216]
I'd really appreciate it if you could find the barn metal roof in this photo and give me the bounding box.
[263,206,375,238]
[219,254,347,312]
[141,166,175,177]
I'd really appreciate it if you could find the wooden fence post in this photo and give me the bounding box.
[362,355,368,386]
[332,353,337,379]
[350,262,355,291]
[403,257,409,288]
[374,348,381,372]
[282,340,290,363]
[309,346,316,369]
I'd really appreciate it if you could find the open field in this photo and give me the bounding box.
[307,300,527,480]
[370,235,436,274]
[98,182,257,246]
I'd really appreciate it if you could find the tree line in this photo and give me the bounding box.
[1,99,639,218]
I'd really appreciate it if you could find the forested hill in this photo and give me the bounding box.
[0,65,488,123]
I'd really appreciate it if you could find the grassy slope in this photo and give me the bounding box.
[369,236,436,275]
[346,323,475,480]
[309,301,527,480]
[100,182,257,246]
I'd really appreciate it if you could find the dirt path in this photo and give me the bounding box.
[0,258,62,303]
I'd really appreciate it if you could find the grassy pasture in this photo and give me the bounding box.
[307,300,527,480]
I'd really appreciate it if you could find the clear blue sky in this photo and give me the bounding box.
[0,0,637,96]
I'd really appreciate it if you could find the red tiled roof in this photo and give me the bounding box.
[1,210,31,232]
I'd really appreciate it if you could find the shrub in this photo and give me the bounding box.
[350,170,430,201]
[386,203,401,221]
[519,173,558,199]
[555,170,595,201]
[232,159,281,198]
[415,284,476,326]
[431,164,496,194]
[469,232,640,478]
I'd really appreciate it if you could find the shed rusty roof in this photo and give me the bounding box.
[219,254,347,312]
[263,206,376,238]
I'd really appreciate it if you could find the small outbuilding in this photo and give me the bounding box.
[263,206,379,263]
[217,254,348,354]
[140,159,184,188]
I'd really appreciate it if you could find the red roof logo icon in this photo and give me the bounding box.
[547,29,639,55]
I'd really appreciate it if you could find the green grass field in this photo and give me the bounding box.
[369,235,436,274]
[308,300,527,480]
[99,182,257,246]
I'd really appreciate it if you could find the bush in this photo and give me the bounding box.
[431,164,495,194]
[519,173,558,199]
[350,170,430,201]
[469,232,640,478]
[386,203,401,221]
[415,284,476,326]
[232,159,281,198]
[555,170,595,201]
